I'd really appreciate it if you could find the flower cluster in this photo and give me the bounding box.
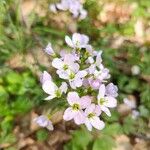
[49,0,87,20]
[35,33,118,131]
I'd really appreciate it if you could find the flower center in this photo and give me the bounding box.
[69,72,75,79]
[63,64,68,70]
[55,89,61,98]
[72,103,80,111]
[88,113,95,119]
[99,98,106,105]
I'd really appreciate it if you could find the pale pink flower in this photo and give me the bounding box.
[63,92,91,125]
[84,104,105,131]
[65,70,87,89]
[105,83,118,97]
[34,115,54,131]
[44,43,55,56]
[42,80,67,100]
[40,71,52,84]
[97,84,117,116]
[52,54,79,77]
[65,33,89,49]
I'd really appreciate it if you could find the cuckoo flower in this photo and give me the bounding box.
[63,92,91,125]
[97,84,117,116]
[44,43,56,56]
[65,33,89,49]
[34,115,54,131]
[105,83,118,98]
[65,69,87,89]
[84,104,105,131]
[42,80,67,100]
[52,54,79,76]
[40,71,52,84]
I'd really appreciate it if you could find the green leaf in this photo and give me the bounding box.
[36,129,48,141]
[93,136,115,150]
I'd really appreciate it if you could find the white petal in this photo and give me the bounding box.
[52,58,63,70]
[44,95,55,100]
[67,92,80,105]
[76,70,87,78]
[60,82,68,93]
[94,105,101,116]
[42,80,57,95]
[65,36,74,47]
[40,71,52,84]
[44,43,55,55]
[46,121,54,131]
[101,106,111,117]
[63,107,76,121]
[85,104,95,115]
[74,111,85,125]
[74,78,83,88]
[98,84,105,99]
[96,51,102,66]
[105,96,117,108]
[57,70,69,79]
[90,116,105,130]
[72,33,81,46]
[80,96,91,109]
[85,118,92,131]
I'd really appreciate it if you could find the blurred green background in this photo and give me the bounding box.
[0,0,150,149]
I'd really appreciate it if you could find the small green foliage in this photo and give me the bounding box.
[92,136,115,150]
[36,129,48,141]
[64,129,92,150]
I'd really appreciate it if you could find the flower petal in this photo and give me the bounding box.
[101,106,111,117]
[98,84,105,99]
[63,107,76,121]
[65,36,73,47]
[60,82,68,93]
[40,71,52,84]
[46,121,54,131]
[74,110,85,125]
[80,96,91,109]
[52,58,63,70]
[44,95,55,100]
[67,92,80,105]
[90,116,105,130]
[42,80,57,95]
[105,96,117,108]
[85,104,95,115]
[94,105,101,116]
[85,118,92,131]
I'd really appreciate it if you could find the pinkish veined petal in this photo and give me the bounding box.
[76,70,87,78]
[85,118,92,131]
[60,82,68,93]
[67,92,80,105]
[96,51,102,66]
[101,106,111,117]
[90,116,105,130]
[52,58,63,70]
[46,121,54,131]
[57,70,69,80]
[105,96,117,108]
[63,107,77,121]
[65,36,74,47]
[40,71,52,84]
[72,33,81,45]
[94,105,101,116]
[44,95,55,100]
[98,84,105,99]
[74,78,83,88]
[74,110,85,125]
[80,96,91,109]
[42,80,57,95]
[85,104,95,115]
